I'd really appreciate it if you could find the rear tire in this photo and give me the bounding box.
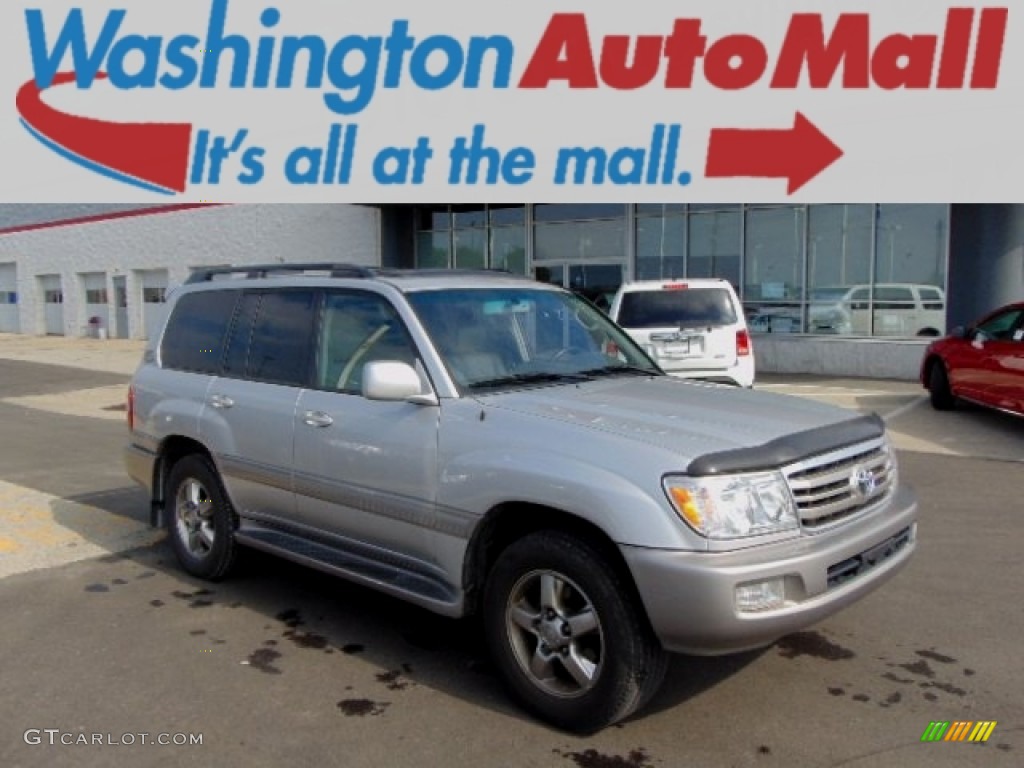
[928,361,956,411]
[165,454,238,581]
[483,531,667,733]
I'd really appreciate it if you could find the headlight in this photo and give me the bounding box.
[884,434,900,490]
[663,471,799,540]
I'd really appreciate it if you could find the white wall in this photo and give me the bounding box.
[754,336,929,381]
[0,204,381,338]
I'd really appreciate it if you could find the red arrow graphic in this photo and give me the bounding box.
[705,113,843,195]
[16,72,193,194]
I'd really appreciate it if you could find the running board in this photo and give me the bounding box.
[235,525,462,616]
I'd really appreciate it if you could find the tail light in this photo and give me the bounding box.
[736,329,752,357]
[127,385,135,431]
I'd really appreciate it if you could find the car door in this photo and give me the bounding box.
[843,287,871,334]
[872,286,916,336]
[949,307,1024,407]
[915,286,947,336]
[291,289,442,568]
[981,310,1024,413]
[200,289,318,526]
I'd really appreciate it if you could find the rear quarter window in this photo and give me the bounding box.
[161,290,238,374]
[918,288,945,310]
[617,288,739,329]
[244,290,318,386]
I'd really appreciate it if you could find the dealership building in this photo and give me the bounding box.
[0,203,1021,379]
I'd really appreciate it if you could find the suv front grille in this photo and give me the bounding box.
[784,439,895,530]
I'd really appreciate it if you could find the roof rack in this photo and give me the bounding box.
[184,264,522,286]
[185,263,378,284]
[388,267,514,278]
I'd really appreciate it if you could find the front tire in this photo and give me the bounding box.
[928,361,956,411]
[165,454,238,581]
[483,531,667,733]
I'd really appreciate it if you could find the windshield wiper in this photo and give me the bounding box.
[578,365,659,378]
[467,372,593,389]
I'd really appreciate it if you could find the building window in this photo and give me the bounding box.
[0,292,16,305]
[808,205,874,291]
[875,204,947,287]
[416,230,451,268]
[490,206,527,274]
[800,204,950,338]
[415,207,451,268]
[44,290,63,304]
[453,207,487,270]
[491,230,527,274]
[636,205,686,280]
[743,206,806,334]
[688,208,741,287]
[143,287,167,304]
[407,203,950,339]
[533,204,625,222]
[415,205,527,274]
[534,205,627,262]
[85,289,109,305]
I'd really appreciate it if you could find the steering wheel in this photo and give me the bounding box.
[535,346,591,363]
[337,325,390,390]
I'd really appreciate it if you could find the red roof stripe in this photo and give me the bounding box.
[0,204,229,237]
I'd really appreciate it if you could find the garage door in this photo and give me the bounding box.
[113,276,129,339]
[81,272,109,337]
[40,274,64,336]
[140,270,169,340]
[0,263,17,333]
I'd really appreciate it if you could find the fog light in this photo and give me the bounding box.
[735,578,786,613]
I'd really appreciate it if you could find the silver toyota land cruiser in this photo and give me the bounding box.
[124,264,917,733]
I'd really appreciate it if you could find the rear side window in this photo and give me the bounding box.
[243,291,318,386]
[617,288,738,329]
[847,288,870,310]
[161,290,238,374]
[918,288,945,310]
[222,293,260,379]
[874,287,915,310]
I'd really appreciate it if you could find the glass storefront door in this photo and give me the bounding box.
[534,263,624,312]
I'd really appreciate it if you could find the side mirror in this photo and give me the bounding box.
[950,325,966,339]
[362,361,437,405]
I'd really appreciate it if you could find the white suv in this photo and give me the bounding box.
[808,284,946,337]
[607,279,755,387]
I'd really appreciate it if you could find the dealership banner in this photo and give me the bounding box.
[0,0,1022,202]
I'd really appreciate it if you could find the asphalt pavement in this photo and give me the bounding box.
[0,333,1021,768]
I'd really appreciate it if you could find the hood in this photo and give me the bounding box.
[481,376,878,468]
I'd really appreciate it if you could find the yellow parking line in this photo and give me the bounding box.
[0,480,162,579]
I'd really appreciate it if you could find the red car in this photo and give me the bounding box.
[920,302,1024,416]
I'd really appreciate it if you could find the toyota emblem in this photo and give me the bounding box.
[851,466,877,498]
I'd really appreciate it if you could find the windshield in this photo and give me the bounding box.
[616,288,738,329]
[408,287,661,391]
[809,288,852,303]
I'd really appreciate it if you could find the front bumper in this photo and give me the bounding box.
[622,485,918,655]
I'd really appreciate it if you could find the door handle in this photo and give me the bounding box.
[209,394,234,409]
[303,410,334,428]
